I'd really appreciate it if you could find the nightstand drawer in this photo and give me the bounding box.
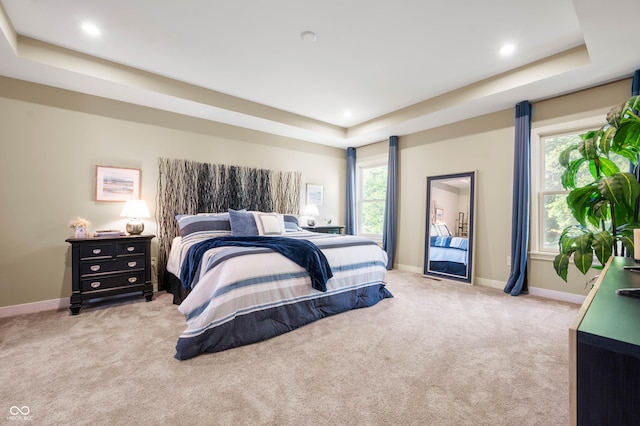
[82,272,145,292]
[80,256,145,276]
[116,241,146,256]
[80,243,114,259]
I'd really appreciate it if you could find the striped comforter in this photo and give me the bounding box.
[169,231,392,360]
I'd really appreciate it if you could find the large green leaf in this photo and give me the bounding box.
[567,184,601,226]
[613,121,640,152]
[561,158,586,189]
[578,138,598,162]
[573,233,594,274]
[598,172,640,212]
[559,144,579,168]
[599,126,615,156]
[607,102,626,127]
[597,157,619,176]
[579,130,598,141]
[626,95,640,112]
[553,253,569,282]
[591,231,613,266]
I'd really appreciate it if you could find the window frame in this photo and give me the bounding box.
[356,155,388,243]
[530,115,611,259]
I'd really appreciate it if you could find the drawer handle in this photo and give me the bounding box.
[127,246,135,252]
[128,261,137,268]
[92,248,102,255]
[128,277,137,283]
[90,265,101,272]
[91,282,101,288]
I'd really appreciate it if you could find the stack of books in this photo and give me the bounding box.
[93,230,126,237]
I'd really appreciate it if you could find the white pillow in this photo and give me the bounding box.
[252,212,285,236]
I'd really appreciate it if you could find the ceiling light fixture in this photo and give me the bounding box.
[300,31,317,42]
[499,43,515,56]
[343,110,352,119]
[81,22,100,37]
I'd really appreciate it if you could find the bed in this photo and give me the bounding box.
[165,210,393,360]
[428,234,469,276]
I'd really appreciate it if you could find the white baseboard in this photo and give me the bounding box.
[474,277,504,289]
[0,288,163,318]
[0,297,69,318]
[474,278,585,304]
[395,267,585,305]
[395,264,422,274]
[527,287,585,305]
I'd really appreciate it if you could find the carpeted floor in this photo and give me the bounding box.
[0,270,579,425]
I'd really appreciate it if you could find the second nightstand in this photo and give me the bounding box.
[302,225,345,234]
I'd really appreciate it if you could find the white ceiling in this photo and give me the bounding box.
[0,0,639,149]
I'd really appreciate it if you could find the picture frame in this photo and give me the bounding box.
[435,208,444,223]
[95,166,141,202]
[306,183,324,206]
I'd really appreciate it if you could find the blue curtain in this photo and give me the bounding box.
[383,136,399,270]
[345,147,357,235]
[504,101,532,296]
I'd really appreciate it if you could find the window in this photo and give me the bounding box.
[533,122,629,253]
[357,160,387,240]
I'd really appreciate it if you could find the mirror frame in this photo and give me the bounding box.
[423,171,476,284]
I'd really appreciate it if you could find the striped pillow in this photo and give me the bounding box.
[175,213,231,238]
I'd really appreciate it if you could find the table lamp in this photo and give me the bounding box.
[303,204,319,226]
[120,199,151,235]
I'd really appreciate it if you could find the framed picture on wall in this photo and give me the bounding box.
[95,166,141,202]
[306,183,324,206]
[435,208,444,223]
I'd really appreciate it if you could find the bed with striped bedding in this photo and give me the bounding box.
[167,230,392,360]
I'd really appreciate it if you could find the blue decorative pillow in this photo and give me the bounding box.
[228,209,259,236]
[175,213,231,237]
[283,214,300,231]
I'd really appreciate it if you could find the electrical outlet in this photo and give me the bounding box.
[507,256,511,267]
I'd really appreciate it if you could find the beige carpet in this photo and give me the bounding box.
[0,270,578,425]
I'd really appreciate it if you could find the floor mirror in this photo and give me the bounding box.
[423,171,476,284]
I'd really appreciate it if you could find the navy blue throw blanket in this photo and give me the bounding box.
[180,236,333,292]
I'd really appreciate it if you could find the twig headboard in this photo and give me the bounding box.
[156,157,301,288]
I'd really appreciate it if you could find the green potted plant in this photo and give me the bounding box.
[554,95,640,281]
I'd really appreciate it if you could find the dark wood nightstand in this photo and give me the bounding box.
[65,234,155,315]
[302,225,345,234]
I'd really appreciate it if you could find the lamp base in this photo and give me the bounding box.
[307,218,315,226]
[126,219,144,235]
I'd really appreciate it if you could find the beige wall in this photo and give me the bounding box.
[0,77,345,308]
[357,77,633,298]
[0,75,634,309]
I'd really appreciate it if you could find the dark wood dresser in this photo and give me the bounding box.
[569,256,640,425]
[66,234,154,315]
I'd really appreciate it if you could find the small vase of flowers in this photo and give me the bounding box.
[69,217,91,238]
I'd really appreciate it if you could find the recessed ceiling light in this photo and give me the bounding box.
[300,31,317,42]
[343,110,352,119]
[81,22,100,37]
[499,43,515,56]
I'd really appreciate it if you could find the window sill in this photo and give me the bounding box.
[529,251,557,262]
[529,251,603,268]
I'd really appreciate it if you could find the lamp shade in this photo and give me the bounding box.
[303,204,319,217]
[120,200,150,235]
[120,200,151,219]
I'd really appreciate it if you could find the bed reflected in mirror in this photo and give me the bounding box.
[424,171,476,284]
